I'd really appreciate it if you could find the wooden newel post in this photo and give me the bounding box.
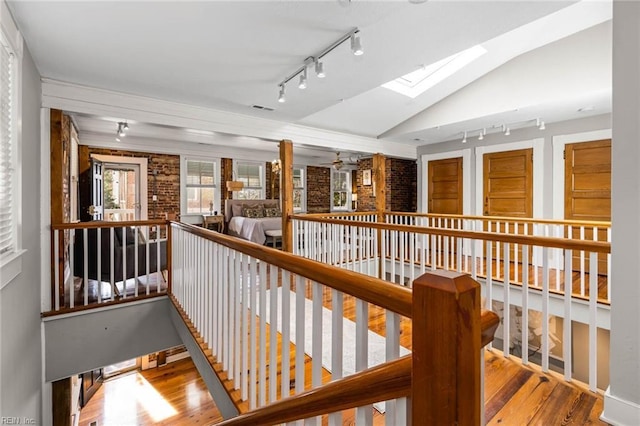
[412,270,482,425]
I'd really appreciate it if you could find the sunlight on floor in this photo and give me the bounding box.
[103,372,177,424]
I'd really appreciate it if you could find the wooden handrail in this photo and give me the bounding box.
[171,222,413,318]
[303,210,611,228]
[290,215,611,253]
[217,356,412,426]
[215,303,498,425]
[50,219,168,230]
[386,211,612,228]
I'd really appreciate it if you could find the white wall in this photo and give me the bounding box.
[603,1,640,424]
[0,41,42,422]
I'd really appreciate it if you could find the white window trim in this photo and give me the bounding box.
[233,160,266,200]
[0,0,25,288]
[330,168,352,212]
[180,155,221,219]
[293,164,306,212]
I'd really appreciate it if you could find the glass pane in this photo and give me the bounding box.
[187,160,215,185]
[293,189,302,208]
[293,168,304,188]
[237,163,262,187]
[237,188,262,200]
[187,188,216,214]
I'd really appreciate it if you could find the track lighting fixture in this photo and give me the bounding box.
[277,28,361,102]
[350,33,363,56]
[459,118,545,143]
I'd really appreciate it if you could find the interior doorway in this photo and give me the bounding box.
[104,163,141,221]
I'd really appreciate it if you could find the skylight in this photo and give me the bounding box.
[382,45,487,98]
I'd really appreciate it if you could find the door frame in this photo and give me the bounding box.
[552,129,612,221]
[419,149,471,214]
[475,139,544,220]
[90,154,148,220]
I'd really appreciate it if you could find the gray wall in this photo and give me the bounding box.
[0,43,42,422]
[44,298,183,382]
[417,113,611,218]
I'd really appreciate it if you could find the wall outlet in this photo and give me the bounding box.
[152,195,158,201]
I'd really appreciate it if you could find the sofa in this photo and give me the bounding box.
[73,225,167,283]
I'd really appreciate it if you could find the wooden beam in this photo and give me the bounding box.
[52,378,71,426]
[412,270,482,425]
[222,158,233,200]
[280,140,293,252]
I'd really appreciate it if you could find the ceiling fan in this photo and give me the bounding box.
[322,152,357,170]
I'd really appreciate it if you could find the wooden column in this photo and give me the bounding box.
[221,158,233,201]
[280,140,293,252]
[412,270,482,425]
[373,153,386,221]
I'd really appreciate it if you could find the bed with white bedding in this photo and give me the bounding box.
[224,199,282,245]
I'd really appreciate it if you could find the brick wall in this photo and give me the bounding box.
[82,148,181,219]
[265,161,280,200]
[356,157,416,212]
[356,158,375,211]
[387,158,417,212]
[307,166,331,213]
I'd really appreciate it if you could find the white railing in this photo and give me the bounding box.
[170,223,412,424]
[291,213,611,393]
[49,220,168,311]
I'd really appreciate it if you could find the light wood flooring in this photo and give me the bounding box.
[79,358,222,426]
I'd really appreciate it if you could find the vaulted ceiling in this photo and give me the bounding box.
[8,0,612,160]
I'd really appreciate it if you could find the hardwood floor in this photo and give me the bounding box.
[79,358,222,426]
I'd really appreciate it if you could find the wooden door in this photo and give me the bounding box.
[565,139,611,274]
[483,149,533,218]
[483,149,533,268]
[428,157,463,214]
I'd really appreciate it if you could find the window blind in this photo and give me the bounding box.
[0,41,14,256]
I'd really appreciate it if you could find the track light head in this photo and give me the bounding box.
[351,33,363,56]
[539,120,545,130]
[117,122,126,137]
[462,131,467,143]
[123,122,129,130]
[278,84,286,103]
[298,69,307,89]
[478,129,485,141]
[315,60,325,78]
[505,127,511,136]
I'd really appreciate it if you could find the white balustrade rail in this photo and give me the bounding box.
[50,220,169,311]
[170,223,411,424]
[291,213,611,392]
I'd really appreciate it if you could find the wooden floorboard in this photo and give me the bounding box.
[78,357,222,426]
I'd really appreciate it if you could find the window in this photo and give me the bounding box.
[235,161,264,200]
[331,169,351,211]
[293,166,305,212]
[0,6,24,286]
[183,158,218,215]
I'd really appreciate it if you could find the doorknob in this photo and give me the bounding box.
[88,205,96,215]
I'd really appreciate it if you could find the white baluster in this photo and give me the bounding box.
[563,249,573,382]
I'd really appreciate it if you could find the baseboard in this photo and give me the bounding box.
[601,386,640,425]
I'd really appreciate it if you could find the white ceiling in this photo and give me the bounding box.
[8,0,612,159]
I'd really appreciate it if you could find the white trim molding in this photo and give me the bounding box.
[601,387,640,426]
[41,79,418,159]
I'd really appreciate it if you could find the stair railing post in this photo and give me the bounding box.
[412,269,482,425]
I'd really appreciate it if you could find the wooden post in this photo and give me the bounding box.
[222,158,233,201]
[373,153,386,221]
[412,270,482,425]
[280,140,293,252]
[373,153,386,278]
